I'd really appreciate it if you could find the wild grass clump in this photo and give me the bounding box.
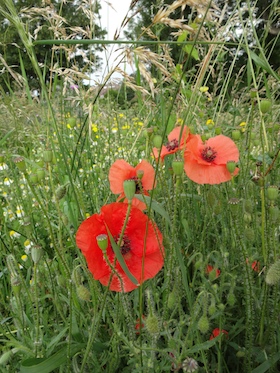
[0,0,280,372]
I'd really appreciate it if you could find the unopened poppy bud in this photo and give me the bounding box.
[208,300,216,316]
[167,291,177,310]
[123,179,136,201]
[55,185,67,200]
[96,234,108,252]
[201,134,207,142]
[43,149,53,163]
[152,134,162,148]
[260,99,272,114]
[267,186,278,201]
[13,157,26,172]
[136,169,144,180]
[76,284,91,301]
[197,315,209,334]
[243,212,252,224]
[67,117,76,128]
[145,314,159,335]
[227,292,236,306]
[226,161,236,174]
[244,227,255,241]
[172,160,184,176]
[244,199,254,214]
[266,259,280,285]
[232,130,241,141]
[250,89,257,98]
[31,245,43,263]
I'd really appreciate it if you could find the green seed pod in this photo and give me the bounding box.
[36,168,45,181]
[76,285,91,301]
[232,130,241,141]
[244,227,255,242]
[55,185,67,200]
[11,276,21,296]
[29,173,38,185]
[244,199,254,214]
[259,99,272,114]
[243,213,252,224]
[197,315,209,334]
[145,314,159,335]
[152,134,163,148]
[266,260,280,285]
[123,180,136,201]
[226,161,236,174]
[269,205,279,222]
[215,127,222,135]
[31,245,43,264]
[43,149,53,163]
[172,160,184,176]
[267,186,278,201]
[14,156,26,172]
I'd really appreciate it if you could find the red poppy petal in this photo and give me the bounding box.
[184,161,238,185]
[135,160,156,190]
[109,159,135,194]
[207,135,239,164]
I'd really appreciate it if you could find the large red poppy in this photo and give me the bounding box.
[109,159,156,210]
[184,134,239,184]
[76,203,164,292]
[152,126,194,161]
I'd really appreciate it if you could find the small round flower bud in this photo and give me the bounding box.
[267,186,278,201]
[269,205,279,222]
[260,99,272,114]
[152,134,163,148]
[244,227,255,241]
[208,300,216,316]
[76,285,91,301]
[201,134,207,142]
[43,149,53,163]
[145,314,159,335]
[227,292,236,306]
[243,212,252,224]
[13,157,26,172]
[197,315,209,334]
[266,259,280,285]
[123,179,136,201]
[31,245,43,263]
[232,130,241,141]
[96,234,108,252]
[244,199,254,214]
[29,173,38,185]
[226,161,236,174]
[136,169,144,180]
[55,185,67,200]
[172,160,184,176]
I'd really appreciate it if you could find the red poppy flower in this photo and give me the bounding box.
[76,203,164,292]
[206,265,221,278]
[135,315,145,334]
[246,258,260,273]
[184,134,239,184]
[210,328,228,340]
[152,126,194,161]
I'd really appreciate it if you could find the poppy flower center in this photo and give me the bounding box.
[165,139,179,151]
[201,146,217,162]
[115,235,131,255]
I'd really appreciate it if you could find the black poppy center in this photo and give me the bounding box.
[201,146,217,162]
[130,176,143,193]
[165,139,179,151]
[115,235,131,255]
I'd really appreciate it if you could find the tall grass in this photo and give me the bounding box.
[0,0,279,372]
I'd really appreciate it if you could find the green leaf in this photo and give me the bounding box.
[20,343,84,373]
[105,224,139,286]
[0,129,15,146]
[248,50,280,81]
[252,352,280,373]
[184,44,199,61]
[134,195,171,226]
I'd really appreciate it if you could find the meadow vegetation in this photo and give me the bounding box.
[0,0,279,372]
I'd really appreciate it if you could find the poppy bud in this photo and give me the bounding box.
[232,130,241,141]
[267,186,278,201]
[197,315,209,334]
[244,199,254,214]
[167,291,177,310]
[243,213,252,224]
[145,314,159,335]
[13,157,26,172]
[226,161,236,174]
[201,134,207,142]
[244,227,255,241]
[123,179,136,202]
[29,173,38,185]
[172,160,184,176]
[152,134,162,148]
[76,285,91,301]
[67,117,76,128]
[43,149,53,163]
[228,198,240,215]
[260,99,272,114]
[208,299,216,316]
[265,259,280,285]
[96,234,108,253]
[227,292,236,306]
[55,185,67,200]
[11,276,21,295]
[250,89,257,98]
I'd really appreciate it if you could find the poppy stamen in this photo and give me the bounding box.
[116,235,131,255]
[165,139,179,151]
[201,146,217,162]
